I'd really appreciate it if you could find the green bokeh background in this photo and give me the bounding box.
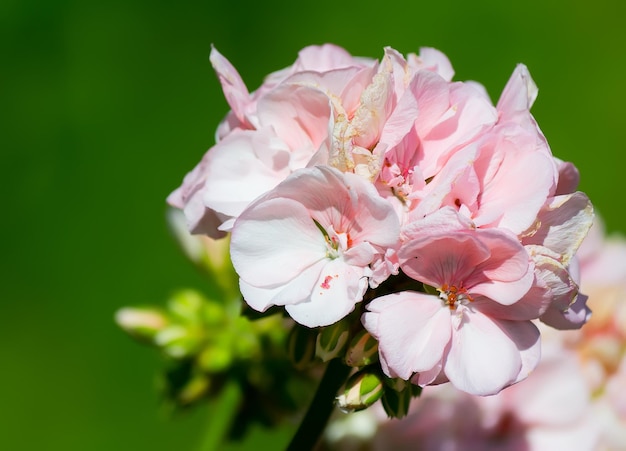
[2,1,625,449]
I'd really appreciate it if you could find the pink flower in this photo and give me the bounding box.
[363,215,539,395]
[371,351,597,450]
[171,45,458,237]
[168,43,598,410]
[230,166,400,327]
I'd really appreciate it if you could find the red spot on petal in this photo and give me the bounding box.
[321,275,333,290]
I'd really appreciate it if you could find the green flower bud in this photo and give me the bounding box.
[177,373,210,406]
[201,299,227,327]
[167,208,231,272]
[336,369,384,413]
[232,319,261,359]
[383,376,408,392]
[316,320,350,362]
[344,330,379,367]
[287,324,318,370]
[198,343,233,373]
[155,325,203,359]
[115,306,169,343]
[381,383,412,419]
[168,290,205,324]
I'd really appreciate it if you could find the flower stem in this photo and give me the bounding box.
[198,379,242,451]
[287,358,352,451]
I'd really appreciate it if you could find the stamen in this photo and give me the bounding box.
[439,283,474,310]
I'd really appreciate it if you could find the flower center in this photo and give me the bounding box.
[438,283,474,310]
[313,219,351,259]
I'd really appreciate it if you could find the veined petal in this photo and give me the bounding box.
[400,233,491,289]
[523,192,594,266]
[472,128,557,234]
[257,83,331,152]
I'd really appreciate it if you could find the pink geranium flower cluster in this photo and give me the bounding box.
[169,44,593,396]
[331,219,626,450]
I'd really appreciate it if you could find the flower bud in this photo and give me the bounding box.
[316,320,350,362]
[167,208,237,292]
[166,290,207,324]
[384,376,408,392]
[381,384,412,419]
[155,325,203,359]
[115,306,169,343]
[287,324,318,370]
[336,370,384,413]
[198,343,233,373]
[177,373,211,406]
[167,208,230,269]
[345,330,379,367]
[201,298,228,327]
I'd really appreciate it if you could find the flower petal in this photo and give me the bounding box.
[444,311,530,395]
[364,292,451,379]
[230,197,325,287]
[286,259,368,327]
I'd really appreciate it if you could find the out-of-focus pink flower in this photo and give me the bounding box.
[371,351,597,450]
[559,218,626,447]
[230,166,399,327]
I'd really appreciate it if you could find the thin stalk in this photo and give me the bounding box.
[287,358,352,451]
[198,379,243,451]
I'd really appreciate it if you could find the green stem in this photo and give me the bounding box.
[287,358,352,451]
[198,379,242,451]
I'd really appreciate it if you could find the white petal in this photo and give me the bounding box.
[230,197,325,287]
[444,311,525,395]
[365,292,451,379]
[286,259,367,327]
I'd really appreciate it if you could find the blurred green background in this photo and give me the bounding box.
[2,0,625,449]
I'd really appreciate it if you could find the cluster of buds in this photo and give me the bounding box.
[287,314,420,418]
[116,289,283,406]
[116,211,313,433]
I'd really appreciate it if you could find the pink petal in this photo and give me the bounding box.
[202,129,291,219]
[472,127,557,234]
[399,232,492,291]
[210,46,251,124]
[523,192,594,266]
[445,312,536,395]
[293,43,369,72]
[507,352,589,426]
[257,83,331,152]
[496,64,538,124]
[364,292,451,379]
[407,47,455,81]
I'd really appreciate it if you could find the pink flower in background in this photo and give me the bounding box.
[230,166,400,327]
[560,218,626,447]
[371,351,597,451]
